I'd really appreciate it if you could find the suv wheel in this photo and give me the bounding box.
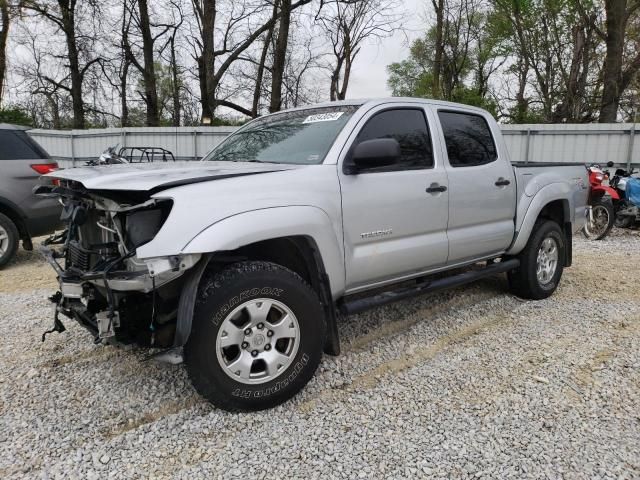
[508,220,565,300]
[185,261,326,411]
[0,213,19,269]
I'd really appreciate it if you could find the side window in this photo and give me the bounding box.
[438,111,497,167]
[353,108,433,170]
[0,130,48,160]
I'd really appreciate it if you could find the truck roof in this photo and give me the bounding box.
[278,97,490,116]
[0,123,30,131]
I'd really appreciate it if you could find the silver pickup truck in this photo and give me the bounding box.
[37,98,588,411]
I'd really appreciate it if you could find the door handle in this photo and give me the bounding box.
[495,178,511,186]
[426,183,447,193]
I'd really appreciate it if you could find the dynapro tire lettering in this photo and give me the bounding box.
[231,353,309,398]
[211,287,283,326]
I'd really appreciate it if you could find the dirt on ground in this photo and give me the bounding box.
[0,237,57,292]
[0,228,639,479]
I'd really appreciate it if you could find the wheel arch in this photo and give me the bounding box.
[508,184,575,266]
[0,196,28,240]
[181,206,346,297]
[174,206,345,355]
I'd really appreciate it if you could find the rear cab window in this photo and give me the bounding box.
[438,111,497,167]
[0,130,49,160]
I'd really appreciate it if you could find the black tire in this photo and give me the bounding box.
[582,199,615,240]
[0,213,19,269]
[508,220,565,300]
[184,261,326,412]
[615,212,634,229]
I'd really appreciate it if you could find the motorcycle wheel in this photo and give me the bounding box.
[583,199,615,240]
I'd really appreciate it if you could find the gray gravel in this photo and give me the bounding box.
[1,229,639,479]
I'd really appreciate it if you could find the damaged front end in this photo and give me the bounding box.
[36,180,200,348]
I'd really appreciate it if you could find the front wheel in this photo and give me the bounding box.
[185,261,326,412]
[583,199,615,240]
[508,220,565,300]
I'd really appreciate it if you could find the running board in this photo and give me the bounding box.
[338,258,520,315]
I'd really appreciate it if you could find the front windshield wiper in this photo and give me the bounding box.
[231,159,279,164]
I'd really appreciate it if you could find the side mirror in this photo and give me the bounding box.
[349,138,401,172]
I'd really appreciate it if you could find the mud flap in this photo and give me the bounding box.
[172,256,210,348]
[564,222,573,267]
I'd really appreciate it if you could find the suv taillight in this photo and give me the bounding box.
[30,162,58,175]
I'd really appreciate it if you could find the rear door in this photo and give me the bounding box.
[339,104,449,292]
[436,109,516,263]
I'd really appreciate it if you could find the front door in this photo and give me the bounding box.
[340,106,449,292]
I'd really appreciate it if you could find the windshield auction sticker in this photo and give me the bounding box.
[302,112,345,124]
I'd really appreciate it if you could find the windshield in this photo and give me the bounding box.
[203,105,359,165]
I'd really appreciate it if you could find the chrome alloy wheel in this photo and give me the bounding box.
[536,237,558,285]
[215,298,300,385]
[0,225,9,257]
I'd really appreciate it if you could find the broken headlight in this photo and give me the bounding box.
[122,200,172,249]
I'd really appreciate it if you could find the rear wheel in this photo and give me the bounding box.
[0,213,19,269]
[583,199,614,240]
[509,220,565,300]
[185,261,326,411]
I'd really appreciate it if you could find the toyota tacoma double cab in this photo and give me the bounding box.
[37,99,589,411]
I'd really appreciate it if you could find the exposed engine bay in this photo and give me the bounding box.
[37,179,201,348]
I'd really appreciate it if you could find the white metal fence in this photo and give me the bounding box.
[28,126,238,168]
[28,123,640,169]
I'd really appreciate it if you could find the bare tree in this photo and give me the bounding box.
[319,0,401,101]
[0,0,10,105]
[98,0,135,127]
[21,0,103,128]
[269,0,292,113]
[14,29,69,128]
[158,1,185,126]
[123,0,172,126]
[251,10,276,117]
[188,0,312,122]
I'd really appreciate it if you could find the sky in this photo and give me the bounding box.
[345,0,426,99]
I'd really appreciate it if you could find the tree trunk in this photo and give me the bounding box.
[252,19,275,117]
[599,0,626,122]
[0,0,9,106]
[137,0,160,126]
[329,56,343,101]
[197,55,212,122]
[515,56,529,123]
[120,61,129,127]
[431,0,444,98]
[59,0,85,129]
[337,43,355,100]
[170,35,181,126]
[269,0,291,113]
[47,94,61,130]
[202,0,217,121]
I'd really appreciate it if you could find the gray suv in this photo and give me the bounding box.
[0,124,61,267]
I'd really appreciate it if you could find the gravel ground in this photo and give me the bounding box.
[1,229,639,479]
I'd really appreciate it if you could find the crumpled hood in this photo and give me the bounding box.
[46,161,303,192]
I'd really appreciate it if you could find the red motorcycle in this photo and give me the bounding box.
[582,164,619,240]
